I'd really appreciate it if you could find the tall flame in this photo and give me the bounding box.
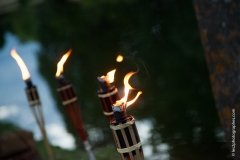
[11,49,30,80]
[55,49,72,77]
[121,72,135,104]
[120,72,142,108]
[107,69,116,83]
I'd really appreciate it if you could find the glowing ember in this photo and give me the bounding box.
[120,72,142,108]
[55,49,72,77]
[11,49,30,80]
[116,55,123,62]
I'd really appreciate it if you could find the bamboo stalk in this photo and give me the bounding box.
[31,105,54,160]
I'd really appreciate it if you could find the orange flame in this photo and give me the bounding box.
[11,49,30,80]
[107,69,116,83]
[126,91,142,108]
[116,55,123,62]
[55,49,72,77]
[99,69,116,83]
[120,72,142,108]
[120,72,135,104]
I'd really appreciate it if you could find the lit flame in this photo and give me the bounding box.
[107,69,116,83]
[11,49,30,80]
[120,72,142,108]
[121,72,135,104]
[55,49,72,77]
[116,55,123,62]
[99,69,116,83]
[126,91,142,107]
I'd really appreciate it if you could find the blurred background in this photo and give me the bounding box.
[0,0,231,159]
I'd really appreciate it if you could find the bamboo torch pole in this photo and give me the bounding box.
[55,49,96,160]
[25,80,54,160]
[110,71,144,160]
[11,49,54,160]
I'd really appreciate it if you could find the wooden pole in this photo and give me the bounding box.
[193,0,240,159]
[31,106,54,160]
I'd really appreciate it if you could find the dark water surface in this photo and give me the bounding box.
[0,0,230,159]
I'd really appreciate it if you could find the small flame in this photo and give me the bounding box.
[107,69,116,83]
[11,49,30,80]
[126,91,142,108]
[55,49,72,77]
[120,72,142,108]
[116,55,123,62]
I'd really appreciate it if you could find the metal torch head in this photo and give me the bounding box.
[112,100,127,121]
[25,78,33,88]
[97,76,111,92]
[56,74,69,86]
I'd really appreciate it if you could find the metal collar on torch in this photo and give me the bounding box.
[97,76,111,92]
[112,100,127,121]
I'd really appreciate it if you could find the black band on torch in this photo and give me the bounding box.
[25,78,33,88]
[56,74,69,86]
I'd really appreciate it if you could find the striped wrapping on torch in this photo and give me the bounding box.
[110,116,144,160]
[57,83,87,141]
[25,86,41,107]
[98,87,119,122]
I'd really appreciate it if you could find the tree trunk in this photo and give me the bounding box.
[193,0,240,159]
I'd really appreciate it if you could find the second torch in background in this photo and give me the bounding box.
[55,49,96,160]
[97,69,120,122]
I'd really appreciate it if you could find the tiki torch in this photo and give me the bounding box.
[97,69,120,122]
[97,54,124,122]
[11,49,54,160]
[55,49,95,160]
[110,72,144,160]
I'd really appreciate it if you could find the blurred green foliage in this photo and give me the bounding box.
[0,121,19,136]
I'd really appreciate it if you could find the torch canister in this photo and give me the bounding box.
[57,75,95,160]
[98,75,120,122]
[57,82,87,140]
[25,80,41,107]
[110,101,144,160]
